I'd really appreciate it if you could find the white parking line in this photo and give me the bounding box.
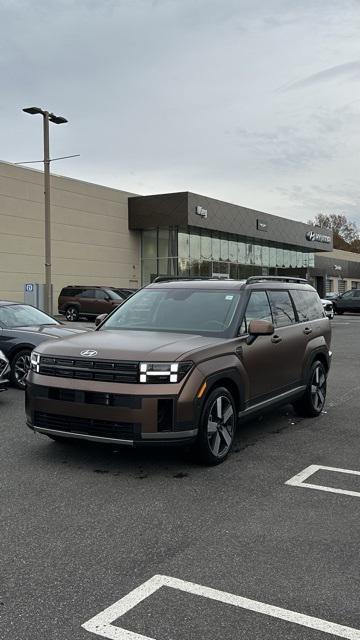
[82,574,360,639]
[286,464,360,498]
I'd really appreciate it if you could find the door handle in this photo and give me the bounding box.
[271,334,282,344]
[303,327,312,335]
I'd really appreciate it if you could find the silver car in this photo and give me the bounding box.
[321,298,334,319]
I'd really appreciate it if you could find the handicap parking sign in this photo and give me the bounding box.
[25,283,34,293]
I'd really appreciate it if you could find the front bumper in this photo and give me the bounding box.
[26,368,204,445]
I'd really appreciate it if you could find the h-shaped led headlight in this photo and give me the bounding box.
[30,351,41,373]
[139,361,193,383]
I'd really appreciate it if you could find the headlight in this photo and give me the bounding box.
[30,351,41,372]
[139,361,193,383]
[0,350,8,374]
[0,350,8,363]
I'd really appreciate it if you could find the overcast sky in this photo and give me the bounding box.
[1,0,360,223]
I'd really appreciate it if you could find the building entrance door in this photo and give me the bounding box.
[212,262,229,278]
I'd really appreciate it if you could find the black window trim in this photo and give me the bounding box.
[266,288,297,329]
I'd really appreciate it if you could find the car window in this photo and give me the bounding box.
[78,289,95,298]
[291,290,324,322]
[353,290,360,298]
[268,290,296,327]
[100,288,242,336]
[95,289,108,300]
[241,291,272,333]
[341,291,353,299]
[0,305,58,328]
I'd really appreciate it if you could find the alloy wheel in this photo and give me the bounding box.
[14,353,31,388]
[66,307,78,321]
[207,395,235,458]
[310,365,326,412]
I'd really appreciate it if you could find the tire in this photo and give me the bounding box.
[11,349,32,390]
[65,305,79,322]
[293,360,327,418]
[195,386,237,465]
[334,307,344,315]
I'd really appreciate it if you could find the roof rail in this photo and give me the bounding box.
[246,276,308,284]
[153,276,235,283]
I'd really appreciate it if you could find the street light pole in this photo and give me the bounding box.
[23,107,68,316]
[43,112,52,315]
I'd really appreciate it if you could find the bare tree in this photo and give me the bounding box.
[308,213,359,251]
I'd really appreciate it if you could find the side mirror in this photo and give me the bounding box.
[95,313,108,327]
[247,319,274,344]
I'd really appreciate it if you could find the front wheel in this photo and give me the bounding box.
[11,349,31,390]
[65,306,79,321]
[335,307,344,315]
[195,386,237,465]
[293,360,327,417]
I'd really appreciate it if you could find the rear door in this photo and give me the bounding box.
[77,289,97,315]
[240,289,302,404]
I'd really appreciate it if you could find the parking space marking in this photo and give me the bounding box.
[82,574,360,639]
[286,465,360,498]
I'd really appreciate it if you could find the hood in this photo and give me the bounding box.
[14,324,86,338]
[35,329,225,361]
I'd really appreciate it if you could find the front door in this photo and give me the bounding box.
[339,289,360,311]
[239,289,304,405]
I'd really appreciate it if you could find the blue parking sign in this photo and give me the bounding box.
[25,283,34,293]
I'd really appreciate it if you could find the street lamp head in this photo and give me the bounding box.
[23,106,44,116]
[49,114,68,125]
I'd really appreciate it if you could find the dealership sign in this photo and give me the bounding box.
[257,219,268,231]
[306,230,331,244]
[196,205,208,218]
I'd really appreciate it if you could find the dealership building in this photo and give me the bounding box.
[2,159,357,307]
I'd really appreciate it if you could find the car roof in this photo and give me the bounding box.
[146,278,316,292]
[0,300,22,307]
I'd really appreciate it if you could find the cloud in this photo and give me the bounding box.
[278,60,360,92]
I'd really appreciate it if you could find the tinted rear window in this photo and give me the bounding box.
[60,288,81,297]
[291,290,324,321]
[267,290,296,327]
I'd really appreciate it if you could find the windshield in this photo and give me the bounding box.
[0,305,59,329]
[100,288,241,335]
[106,289,125,300]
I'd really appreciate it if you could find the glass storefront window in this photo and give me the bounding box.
[200,233,212,260]
[142,229,157,259]
[262,245,270,267]
[220,237,229,261]
[246,243,254,265]
[276,247,284,268]
[254,245,262,266]
[190,232,201,261]
[142,259,157,284]
[158,228,169,258]
[200,261,212,277]
[212,234,220,261]
[178,229,190,259]
[269,247,276,268]
[308,253,315,267]
[237,241,246,264]
[283,249,290,268]
[178,257,190,277]
[229,238,237,262]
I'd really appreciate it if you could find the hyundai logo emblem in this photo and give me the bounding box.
[80,350,98,357]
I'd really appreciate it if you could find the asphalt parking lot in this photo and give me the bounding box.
[1,315,360,640]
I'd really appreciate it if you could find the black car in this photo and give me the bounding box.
[332,289,360,314]
[0,350,10,392]
[0,302,85,389]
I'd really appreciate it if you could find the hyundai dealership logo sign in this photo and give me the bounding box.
[306,230,331,244]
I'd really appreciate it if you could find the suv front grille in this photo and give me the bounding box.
[34,411,135,440]
[38,356,139,383]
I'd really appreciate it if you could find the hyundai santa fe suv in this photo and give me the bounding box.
[26,277,332,464]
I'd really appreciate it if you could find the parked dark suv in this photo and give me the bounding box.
[58,286,134,321]
[332,289,360,314]
[27,277,331,464]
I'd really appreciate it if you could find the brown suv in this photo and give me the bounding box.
[27,277,331,464]
[58,286,134,321]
